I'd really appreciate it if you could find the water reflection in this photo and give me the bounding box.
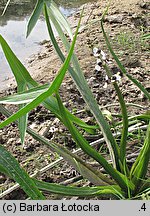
[0,0,37,26]
[0,0,93,26]
[0,0,93,88]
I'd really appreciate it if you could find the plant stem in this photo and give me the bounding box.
[113,83,128,171]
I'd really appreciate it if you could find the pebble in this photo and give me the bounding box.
[139,2,150,10]
[104,14,124,23]
[87,76,96,85]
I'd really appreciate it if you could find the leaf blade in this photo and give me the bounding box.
[34,179,123,197]
[26,0,44,37]
[0,12,81,131]
[0,105,113,186]
[44,5,120,169]
[130,123,150,188]
[56,93,134,191]
[0,144,45,199]
[49,0,73,40]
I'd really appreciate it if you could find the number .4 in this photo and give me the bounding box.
[141,203,146,211]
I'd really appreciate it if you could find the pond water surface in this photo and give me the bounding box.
[0,0,93,89]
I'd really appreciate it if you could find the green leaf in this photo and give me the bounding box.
[0,34,97,134]
[0,84,49,104]
[44,5,120,169]
[0,14,80,130]
[56,93,134,191]
[26,0,45,37]
[47,4,83,80]
[48,0,73,40]
[0,105,113,186]
[113,83,128,171]
[141,33,150,40]
[0,35,36,86]
[17,84,28,147]
[25,127,113,186]
[0,144,45,199]
[130,123,150,188]
[0,87,98,133]
[34,179,123,197]
[0,35,34,146]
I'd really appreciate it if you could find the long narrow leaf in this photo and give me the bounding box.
[49,0,73,40]
[18,84,28,147]
[0,84,49,104]
[44,4,120,169]
[0,77,97,134]
[47,6,85,83]
[34,179,123,197]
[130,123,150,189]
[0,35,36,85]
[113,83,128,170]
[0,14,81,130]
[0,35,35,146]
[26,0,44,37]
[56,93,134,191]
[0,144,45,199]
[0,88,98,133]
[0,105,113,186]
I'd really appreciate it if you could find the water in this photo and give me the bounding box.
[0,0,93,89]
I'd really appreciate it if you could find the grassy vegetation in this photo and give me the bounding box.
[114,29,150,53]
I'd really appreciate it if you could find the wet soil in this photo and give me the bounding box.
[0,0,150,200]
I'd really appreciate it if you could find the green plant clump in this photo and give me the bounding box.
[0,0,149,200]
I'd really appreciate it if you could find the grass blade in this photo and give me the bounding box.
[17,84,28,147]
[0,34,34,146]
[0,144,45,199]
[0,51,97,133]
[24,128,113,186]
[0,88,98,133]
[0,84,49,104]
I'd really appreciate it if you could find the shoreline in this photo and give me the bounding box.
[0,0,149,92]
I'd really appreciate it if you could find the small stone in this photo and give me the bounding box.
[104,14,124,23]
[87,77,96,85]
[95,64,101,71]
[139,2,150,10]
